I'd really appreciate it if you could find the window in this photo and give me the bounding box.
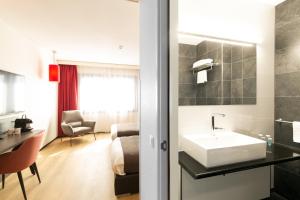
[79,69,138,113]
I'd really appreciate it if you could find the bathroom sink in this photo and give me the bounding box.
[180,131,266,168]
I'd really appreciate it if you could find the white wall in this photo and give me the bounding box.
[0,20,57,146]
[178,0,275,139]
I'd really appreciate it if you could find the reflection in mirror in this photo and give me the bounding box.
[178,37,257,106]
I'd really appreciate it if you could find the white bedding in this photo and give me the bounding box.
[111,137,125,175]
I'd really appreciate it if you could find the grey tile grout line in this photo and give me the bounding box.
[221,43,224,105]
[230,45,233,104]
[242,46,244,104]
[275,96,300,98]
[275,70,300,75]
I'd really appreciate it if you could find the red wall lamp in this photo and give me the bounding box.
[49,50,60,82]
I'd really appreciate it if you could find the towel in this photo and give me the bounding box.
[193,59,213,68]
[197,70,207,84]
[293,121,300,143]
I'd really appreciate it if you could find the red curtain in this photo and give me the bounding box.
[57,65,78,137]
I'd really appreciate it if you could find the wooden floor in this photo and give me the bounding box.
[0,133,139,200]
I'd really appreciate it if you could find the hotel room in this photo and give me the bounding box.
[0,0,140,200]
[3,0,300,200]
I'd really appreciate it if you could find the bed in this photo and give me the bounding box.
[110,124,139,195]
[111,123,139,140]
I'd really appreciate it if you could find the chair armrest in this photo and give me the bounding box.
[61,123,74,135]
[82,121,96,131]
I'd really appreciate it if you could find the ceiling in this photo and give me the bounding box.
[0,0,139,65]
[0,0,284,65]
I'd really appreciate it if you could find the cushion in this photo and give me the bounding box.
[69,121,82,128]
[62,110,83,123]
[72,127,93,135]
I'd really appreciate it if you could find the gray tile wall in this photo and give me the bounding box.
[275,0,300,199]
[178,44,197,105]
[197,41,222,105]
[229,44,257,105]
[178,41,256,105]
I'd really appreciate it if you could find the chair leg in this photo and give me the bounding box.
[93,132,96,141]
[70,136,72,146]
[29,165,35,175]
[32,162,41,184]
[2,174,5,189]
[17,171,27,200]
[61,137,62,142]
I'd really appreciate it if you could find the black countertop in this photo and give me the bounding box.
[179,143,300,179]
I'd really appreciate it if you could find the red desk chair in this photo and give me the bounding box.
[0,131,44,200]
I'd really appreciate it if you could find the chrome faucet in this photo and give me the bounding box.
[211,113,226,131]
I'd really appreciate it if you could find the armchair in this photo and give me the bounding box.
[61,110,96,146]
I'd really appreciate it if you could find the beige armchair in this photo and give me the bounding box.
[61,110,96,146]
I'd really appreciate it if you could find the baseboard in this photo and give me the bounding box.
[95,131,110,134]
[58,132,109,139]
[41,137,56,150]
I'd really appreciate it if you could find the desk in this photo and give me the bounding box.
[0,130,43,154]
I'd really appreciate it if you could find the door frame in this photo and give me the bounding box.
[140,0,171,200]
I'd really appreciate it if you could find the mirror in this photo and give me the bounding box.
[178,38,257,105]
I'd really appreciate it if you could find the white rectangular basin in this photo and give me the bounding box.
[180,131,266,168]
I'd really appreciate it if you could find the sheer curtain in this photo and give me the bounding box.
[78,66,139,132]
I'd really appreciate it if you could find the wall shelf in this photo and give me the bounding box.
[191,63,219,74]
